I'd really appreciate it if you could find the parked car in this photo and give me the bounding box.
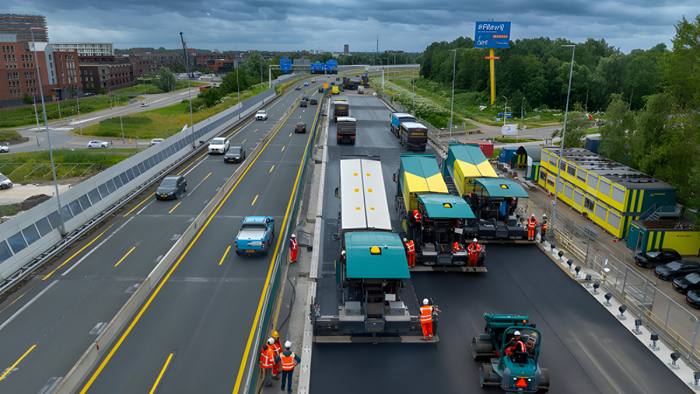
[150,138,165,146]
[686,288,700,308]
[234,216,275,256]
[300,100,307,107]
[208,137,230,154]
[0,143,9,153]
[295,122,306,133]
[0,173,13,189]
[295,86,302,90]
[656,260,700,280]
[224,146,246,163]
[634,249,682,269]
[304,82,309,86]
[155,175,187,200]
[255,110,268,121]
[309,98,318,105]
[141,102,149,107]
[674,272,700,294]
[87,140,108,149]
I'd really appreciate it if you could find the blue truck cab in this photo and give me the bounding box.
[390,112,416,138]
[235,216,275,256]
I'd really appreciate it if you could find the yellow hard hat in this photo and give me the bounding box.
[272,331,279,338]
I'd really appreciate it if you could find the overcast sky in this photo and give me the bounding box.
[8,1,698,53]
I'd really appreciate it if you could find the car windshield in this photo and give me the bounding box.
[227,147,240,154]
[686,273,700,284]
[212,138,225,145]
[666,262,683,270]
[161,178,177,187]
[646,251,661,258]
[297,123,304,126]
[0,174,8,182]
[257,111,265,114]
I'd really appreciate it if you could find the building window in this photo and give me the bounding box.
[599,179,611,196]
[566,164,576,176]
[595,204,607,220]
[584,197,595,211]
[576,168,586,182]
[611,186,625,204]
[587,174,598,189]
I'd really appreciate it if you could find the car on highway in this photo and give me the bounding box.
[0,143,9,153]
[255,110,268,121]
[208,137,230,154]
[150,138,164,146]
[0,173,13,189]
[318,87,323,93]
[224,146,246,163]
[155,175,187,200]
[634,249,682,269]
[655,260,700,280]
[141,102,149,107]
[309,98,318,105]
[295,86,302,90]
[300,100,307,107]
[295,122,306,133]
[673,272,700,294]
[304,82,309,86]
[234,216,275,256]
[302,96,309,101]
[686,288,700,308]
[87,140,109,149]
[311,79,316,83]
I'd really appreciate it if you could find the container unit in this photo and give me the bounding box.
[515,145,554,181]
[458,140,494,157]
[626,221,700,255]
[538,147,677,239]
[498,146,518,165]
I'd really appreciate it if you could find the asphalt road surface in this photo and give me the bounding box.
[310,94,692,394]
[0,78,319,394]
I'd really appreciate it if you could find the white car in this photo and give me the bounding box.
[141,102,149,107]
[255,110,267,121]
[0,173,12,190]
[0,144,9,153]
[150,138,165,146]
[208,137,230,154]
[87,140,108,149]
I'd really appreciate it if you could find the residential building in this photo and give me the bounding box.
[79,63,133,93]
[131,53,184,77]
[47,43,114,57]
[344,44,349,55]
[0,14,47,42]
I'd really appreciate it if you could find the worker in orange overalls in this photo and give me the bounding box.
[270,331,282,379]
[404,238,415,268]
[259,341,275,387]
[289,234,298,263]
[467,238,482,267]
[527,214,538,241]
[413,209,422,224]
[420,298,441,340]
[452,241,463,253]
[540,214,549,243]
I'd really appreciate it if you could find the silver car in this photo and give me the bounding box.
[87,140,108,148]
[0,144,9,153]
[0,173,13,189]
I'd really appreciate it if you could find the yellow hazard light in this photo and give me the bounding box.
[500,184,509,189]
[353,172,358,176]
[366,173,370,176]
[356,207,361,210]
[354,188,359,192]
[368,188,373,193]
[370,207,375,210]
[443,203,452,208]
[370,246,381,254]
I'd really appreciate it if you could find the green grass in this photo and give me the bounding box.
[0,130,22,141]
[493,137,541,143]
[0,95,133,128]
[582,127,600,135]
[0,205,20,217]
[489,148,502,159]
[112,81,208,95]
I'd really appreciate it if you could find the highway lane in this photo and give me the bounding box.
[75,87,324,393]
[310,94,692,394]
[0,81,314,394]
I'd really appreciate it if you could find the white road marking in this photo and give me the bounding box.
[187,175,211,196]
[137,200,155,215]
[61,217,134,276]
[183,156,208,176]
[0,280,59,331]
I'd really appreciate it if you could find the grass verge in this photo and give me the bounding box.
[0,95,133,128]
[493,137,541,143]
[113,81,208,95]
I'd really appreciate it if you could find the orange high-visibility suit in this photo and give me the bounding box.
[527,217,538,240]
[405,240,415,267]
[467,241,482,267]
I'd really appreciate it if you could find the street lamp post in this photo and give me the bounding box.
[32,94,41,131]
[179,32,195,148]
[412,69,415,114]
[449,49,457,141]
[120,115,124,140]
[57,93,61,121]
[552,44,576,231]
[520,97,526,143]
[236,46,240,104]
[77,93,82,135]
[31,27,65,234]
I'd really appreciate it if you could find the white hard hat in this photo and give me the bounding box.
[514,330,521,336]
[403,238,407,242]
[473,238,477,243]
[284,341,292,348]
[292,234,296,238]
[543,214,546,217]
[268,338,275,345]
[423,298,429,305]
[531,213,535,217]
[341,250,346,255]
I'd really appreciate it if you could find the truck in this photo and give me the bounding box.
[332,86,339,95]
[255,110,268,121]
[234,216,275,256]
[357,85,365,94]
[399,122,428,151]
[336,117,356,144]
[390,112,416,137]
[332,98,349,122]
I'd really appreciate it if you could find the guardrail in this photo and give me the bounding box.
[52,91,293,394]
[0,89,276,295]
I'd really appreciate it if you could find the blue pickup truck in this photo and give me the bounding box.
[235,216,275,256]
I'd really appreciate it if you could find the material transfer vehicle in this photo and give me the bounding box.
[208,137,230,154]
[235,216,275,256]
[155,175,187,200]
[87,140,109,149]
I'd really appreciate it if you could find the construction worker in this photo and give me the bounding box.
[259,341,275,387]
[452,241,463,254]
[289,234,298,263]
[527,214,538,241]
[412,209,422,225]
[419,299,441,340]
[404,238,415,268]
[271,331,282,379]
[505,330,526,355]
[467,238,481,267]
[274,341,301,393]
[541,214,549,243]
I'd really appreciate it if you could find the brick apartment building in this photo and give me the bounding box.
[0,14,48,42]
[131,53,184,77]
[79,63,134,93]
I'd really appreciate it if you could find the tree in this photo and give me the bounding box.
[23,92,33,104]
[550,103,590,147]
[99,88,106,95]
[198,87,221,108]
[220,69,249,97]
[69,86,77,99]
[156,66,176,92]
[599,93,635,162]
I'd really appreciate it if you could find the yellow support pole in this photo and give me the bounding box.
[490,49,496,104]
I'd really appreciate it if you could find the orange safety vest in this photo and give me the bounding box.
[420,305,433,323]
[259,347,274,369]
[280,352,297,371]
[512,340,526,353]
[413,209,422,223]
[406,240,415,253]
[468,242,481,256]
[272,340,282,357]
[527,218,537,229]
[452,242,463,253]
[541,219,548,231]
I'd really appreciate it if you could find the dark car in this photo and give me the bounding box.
[330,82,335,85]
[686,288,700,308]
[674,272,700,294]
[634,249,682,269]
[309,98,317,105]
[302,96,309,101]
[155,175,187,200]
[656,260,700,280]
[295,122,306,133]
[318,87,323,93]
[224,146,246,163]
[300,100,307,107]
[295,86,302,90]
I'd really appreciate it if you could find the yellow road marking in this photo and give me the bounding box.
[219,246,231,266]
[0,282,39,315]
[114,247,136,267]
[289,133,292,137]
[0,344,36,381]
[148,352,174,394]
[78,104,297,394]
[232,91,323,394]
[251,195,258,206]
[242,139,246,144]
[226,123,247,138]
[43,222,117,280]
[254,129,257,132]
[281,146,285,152]
[269,165,274,173]
[123,195,153,217]
[168,202,181,214]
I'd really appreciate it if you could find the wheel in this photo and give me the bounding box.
[539,368,549,392]
[235,251,241,256]
[479,363,498,388]
[472,337,494,360]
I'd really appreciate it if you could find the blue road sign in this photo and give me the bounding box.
[497,113,512,116]
[280,58,292,74]
[475,22,511,49]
